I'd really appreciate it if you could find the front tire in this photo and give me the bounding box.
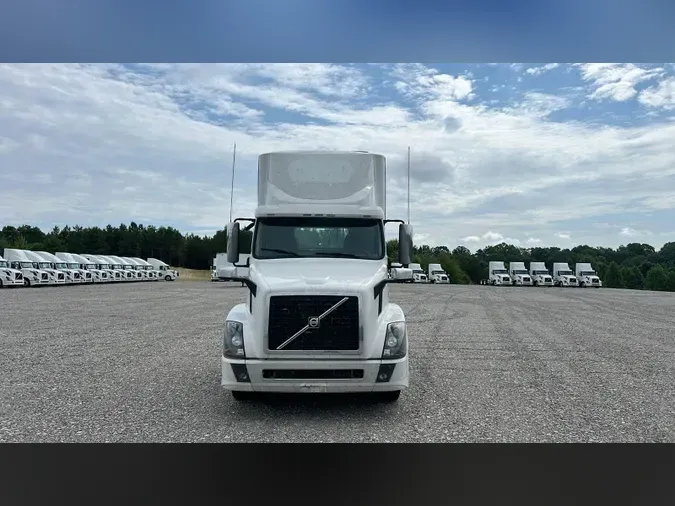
[165,275,172,281]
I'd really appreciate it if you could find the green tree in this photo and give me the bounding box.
[644,265,669,291]
[603,261,625,288]
[621,265,644,290]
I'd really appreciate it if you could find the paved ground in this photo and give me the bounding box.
[1,281,673,442]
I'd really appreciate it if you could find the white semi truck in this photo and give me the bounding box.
[0,254,24,287]
[408,263,428,283]
[3,248,51,286]
[488,261,511,285]
[68,253,110,282]
[575,263,602,288]
[147,258,179,281]
[23,250,67,285]
[97,255,131,281]
[52,251,95,284]
[122,257,149,280]
[132,257,160,280]
[222,150,414,402]
[508,261,532,286]
[82,254,122,282]
[552,262,578,287]
[108,255,142,281]
[528,261,553,287]
[427,263,449,284]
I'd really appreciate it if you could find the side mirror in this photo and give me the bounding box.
[227,222,240,264]
[398,224,413,266]
[398,267,413,280]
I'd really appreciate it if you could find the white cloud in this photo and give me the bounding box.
[1,63,675,251]
[619,227,652,238]
[638,77,675,109]
[525,63,560,76]
[578,63,664,102]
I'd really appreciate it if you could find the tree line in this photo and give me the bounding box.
[2,223,675,291]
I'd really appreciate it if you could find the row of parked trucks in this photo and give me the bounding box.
[389,262,450,284]
[482,261,602,288]
[0,248,178,287]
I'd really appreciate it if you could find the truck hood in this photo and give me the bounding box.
[252,258,386,292]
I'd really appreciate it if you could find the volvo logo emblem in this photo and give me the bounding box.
[308,317,320,328]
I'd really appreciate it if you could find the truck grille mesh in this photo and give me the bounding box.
[268,295,359,351]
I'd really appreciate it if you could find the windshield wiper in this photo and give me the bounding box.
[313,252,361,258]
[260,248,300,257]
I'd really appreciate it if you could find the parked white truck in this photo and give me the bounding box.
[488,261,511,285]
[69,253,110,282]
[147,258,179,281]
[222,150,414,402]
[408,263,428,283]
[552,262,578,287]
[122,257,149,281]
[52,252,93,283]
[528,261,553,287]
[575,263,602,288]
[23,250,67,285]
[132,257,160,281]
[0,254,24,287]
[99,255,133,281]
[82,254,122,282]
[3,248,51,286]
[508,261,532,286]
[427,263,449,284]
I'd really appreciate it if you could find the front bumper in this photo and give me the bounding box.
[221,356,409,393]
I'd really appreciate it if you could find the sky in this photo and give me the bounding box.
[1,62,675,251]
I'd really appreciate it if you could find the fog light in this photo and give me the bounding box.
[377,364,396,383]
[231,364,250,383]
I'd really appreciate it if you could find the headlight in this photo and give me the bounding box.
[382,321,407,359]
[224,320,245,358]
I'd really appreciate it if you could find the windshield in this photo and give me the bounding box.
[144,266,153,270]
[581,271,596,276]
[68,263,80,269]
[413,269,423,274]
[39,262,51,268]
[0,261,8,268]
[21,262,34,268]
[513,270,528,274]
[493,269,508,274]
[558,270,573,275]
[432,270,445,275]
[253,217,384,260]
[124,265,133,270]
[533,270,549,275]
[85,264,96,270]
[55,263,67,269]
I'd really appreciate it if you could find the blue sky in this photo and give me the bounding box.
[1,62,675,250]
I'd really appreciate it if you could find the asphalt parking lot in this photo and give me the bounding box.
[1,281,673,442]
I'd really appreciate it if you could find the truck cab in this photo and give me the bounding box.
[575,263,602,288]
[55,252,94,283]
[408,263,428,283]
[488,261,511,286]
[147,258,179,281]
[23,251,67,285]
[122,257,148,280]
[427,263,449,284]
[38,251,84,284]
[131,257,160,281]
[0,254,24,287]
[68,253,109,282]
[3,248,51,286]
[528,261,553,287]
[508,262,532,286]
[83,254,121,282]
[553,263,578,287]
[222,151,413,402]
